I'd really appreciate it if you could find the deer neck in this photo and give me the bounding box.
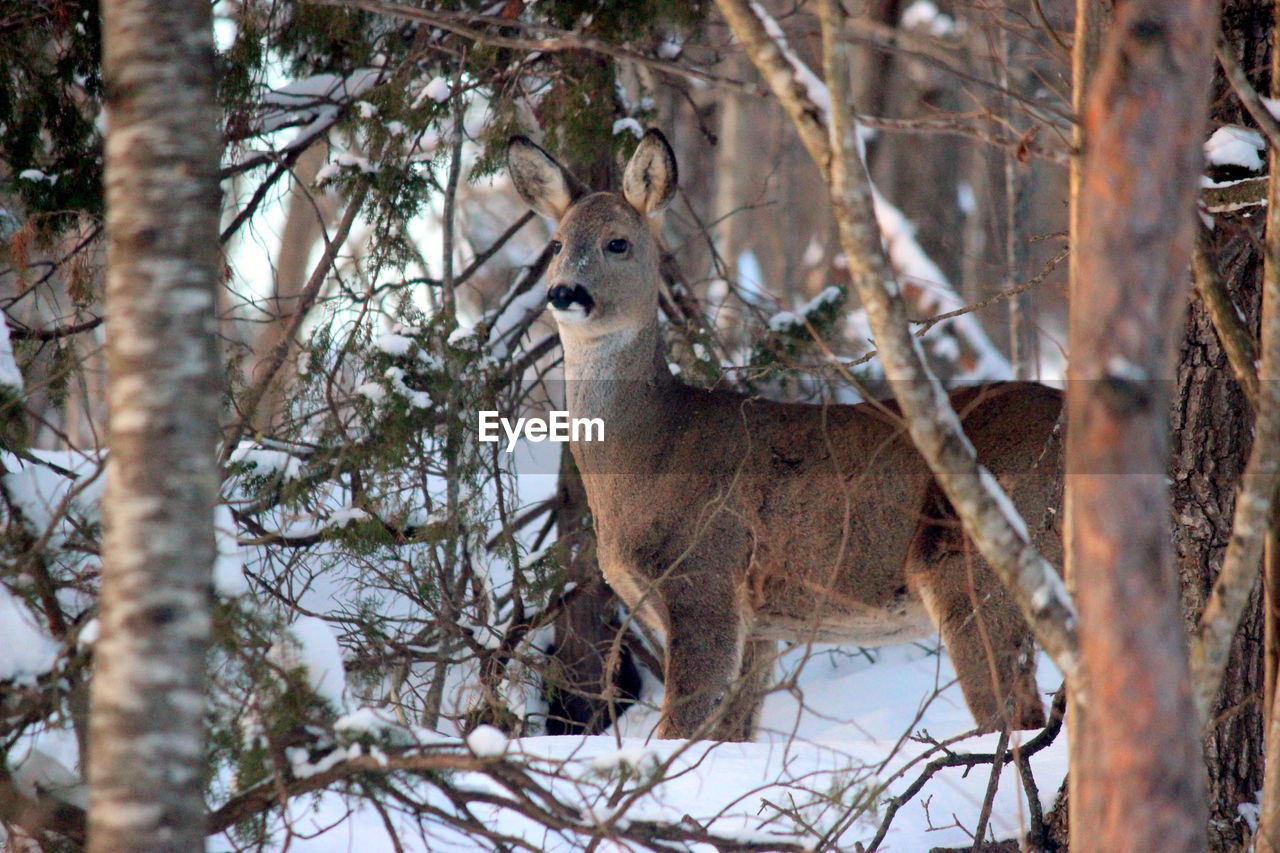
[560,317,673,440]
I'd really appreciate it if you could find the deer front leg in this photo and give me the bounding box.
[657,598,748,740]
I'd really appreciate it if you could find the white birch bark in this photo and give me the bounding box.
[86,1,222,850]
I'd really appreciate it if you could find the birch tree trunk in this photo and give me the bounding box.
[1066,0,1215,849]
[86,1,222,850]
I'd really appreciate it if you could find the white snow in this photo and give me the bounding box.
[801,285,844,315]
[466,724,509,757]
[7,747,87,810]
[0,311,22,391]
[588,745,658,775]
[874,187,1012,380]
[356,381,387,403]
[213,504,250,596]
[1,449,105,549]
[768,310,802,332]
[278,616,347,711]
[78,617,99,648]
[0,585,59,684]
[735,250,767,302]
[901,0,958,37]
[657,35,684,59]
[802,236,824,267]
[287,744,352,779]
[229,443,304,480]
[1204,125,1265,171]
[336,707,406,741]
[316,152,379,182]
[423,76,452,103]
[1240,794,1262,834]
[384,366,433,408]
[484,278,548,361]
[611,117,644,139]
[375,331,417,356]
[979,465,1029,541]
[17,169,57,185]
[328,506,370,527]
[741,0,1009,380]
[769,289,844,335]
[264,69,384,108]
[447,324,478,346]
[234,645,1067,852]
[254,69,384,140]
[749,2,830,116]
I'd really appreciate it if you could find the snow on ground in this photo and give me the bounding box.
[243,644,1066,853]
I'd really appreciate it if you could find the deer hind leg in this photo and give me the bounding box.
[908,510,1044,731]
[715,638,776,742]
[657,593,754,741]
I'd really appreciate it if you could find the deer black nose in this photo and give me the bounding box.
[547,283,595,314]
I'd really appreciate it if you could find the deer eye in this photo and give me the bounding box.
[606,238,629,254]
[550,240,563,255]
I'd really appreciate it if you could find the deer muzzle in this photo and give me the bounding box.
[547,283,595,318]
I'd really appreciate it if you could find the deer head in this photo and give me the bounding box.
[507,130,677,343]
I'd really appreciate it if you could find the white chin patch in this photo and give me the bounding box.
[550,304,591,324]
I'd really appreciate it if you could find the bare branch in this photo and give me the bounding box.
[1192,232,1259,409]
[6,316,104,342]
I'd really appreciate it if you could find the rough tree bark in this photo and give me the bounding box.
[1182,222,1267,851]
[1066,1,1215,850]
[86,1,223,850]
[1179,3,1275,848]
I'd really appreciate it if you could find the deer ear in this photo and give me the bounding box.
[622,129,678,216]
[507,136,587,220]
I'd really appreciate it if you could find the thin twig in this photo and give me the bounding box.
[863,689,1066,852]
[971,727,1009,849]
[6,316,104,341]
[221,181,370,463]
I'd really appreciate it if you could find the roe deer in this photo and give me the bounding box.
[507,129,1062,740]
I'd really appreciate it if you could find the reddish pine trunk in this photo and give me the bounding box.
[1066,1,1216,850]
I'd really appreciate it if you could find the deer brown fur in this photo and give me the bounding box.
[508,129,1062,741]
